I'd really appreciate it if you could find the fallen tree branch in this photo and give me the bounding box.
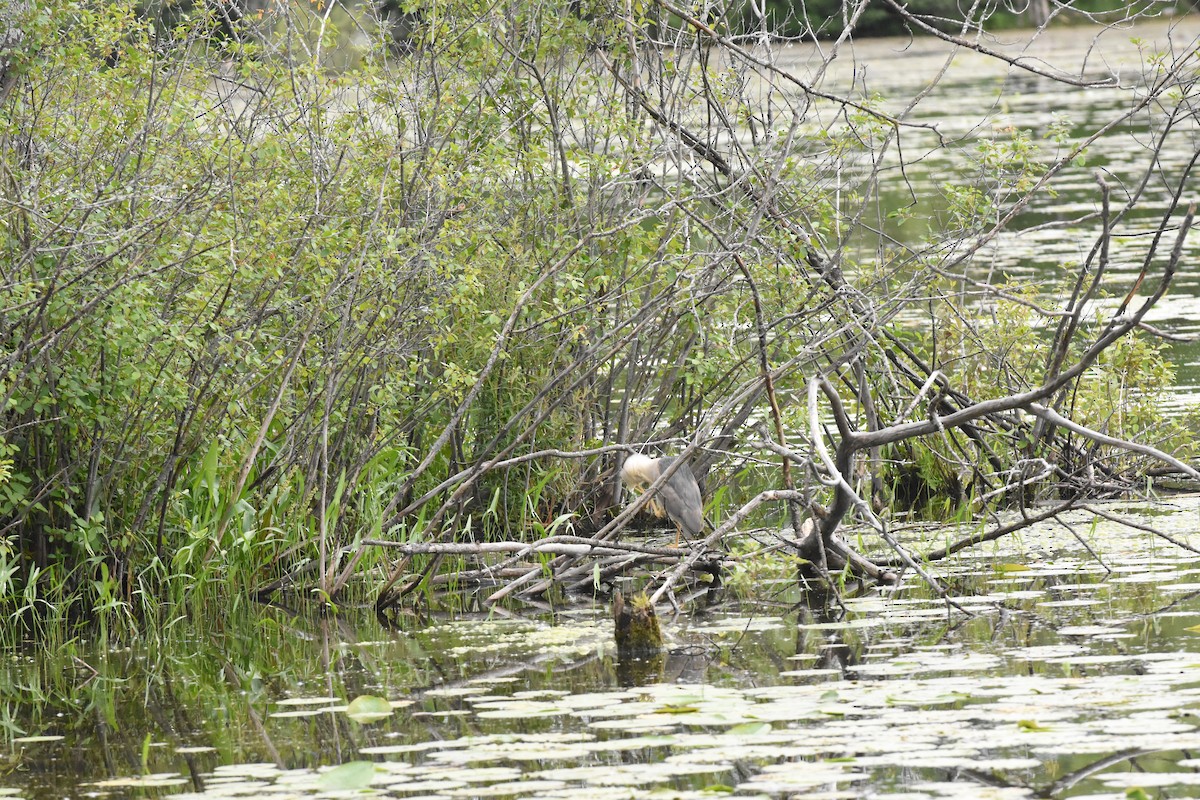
[1025,402,1200,481]
[1080,505,1200,556]
[362,534,688,558]
[875,499,1078,567]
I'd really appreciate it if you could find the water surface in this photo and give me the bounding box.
[8,496,1200,799]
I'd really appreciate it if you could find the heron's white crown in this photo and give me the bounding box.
[619,453,657,486]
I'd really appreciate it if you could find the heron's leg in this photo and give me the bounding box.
[649,497,666,518]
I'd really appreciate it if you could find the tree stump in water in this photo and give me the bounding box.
[612,590,663,658]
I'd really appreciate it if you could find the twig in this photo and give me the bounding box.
[1080,505,1200,556]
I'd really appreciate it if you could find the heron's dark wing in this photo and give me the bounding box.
[659,457,704,537]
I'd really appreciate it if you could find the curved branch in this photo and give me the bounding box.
[879,0,1121,88]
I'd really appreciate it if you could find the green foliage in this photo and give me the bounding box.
[722,536,800,599]
[879,276,1185,514]
[879,438,965,520]
[2,0,820,625]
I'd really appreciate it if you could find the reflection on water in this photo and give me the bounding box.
[6,496,1200,798]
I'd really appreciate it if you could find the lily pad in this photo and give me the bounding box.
[318,761,376,791]
[345,695,394,723]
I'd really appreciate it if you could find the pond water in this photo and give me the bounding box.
[765,15,1200,410]
[11,16,1200,800]
[8,495,1200,799]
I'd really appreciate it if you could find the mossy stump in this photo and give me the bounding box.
[612,590,663,658]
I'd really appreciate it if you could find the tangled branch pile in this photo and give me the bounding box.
[1,0,1198,624]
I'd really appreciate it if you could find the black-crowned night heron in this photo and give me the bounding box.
[619,453,704,545]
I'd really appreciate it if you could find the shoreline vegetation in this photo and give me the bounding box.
[1,0,1199,636]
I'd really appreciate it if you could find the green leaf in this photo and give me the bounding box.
[319,761,376,790]
[202,440,220,505]
[345,695,394,723]
[1017,719,1050,732]
[726,722,771,737]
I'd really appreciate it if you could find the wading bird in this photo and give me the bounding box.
[619,453,704,545]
